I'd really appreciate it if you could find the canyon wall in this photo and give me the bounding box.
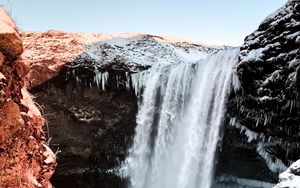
[0,8,55,187]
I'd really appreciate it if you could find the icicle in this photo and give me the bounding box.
[93,71,109,91]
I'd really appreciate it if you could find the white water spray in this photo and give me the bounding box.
[120,48,239,188]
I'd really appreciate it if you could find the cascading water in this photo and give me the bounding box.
[120,48,240,188]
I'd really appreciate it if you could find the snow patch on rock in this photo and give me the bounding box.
[274,159,300,188]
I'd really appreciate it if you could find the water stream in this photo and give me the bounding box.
[120,48,240,188]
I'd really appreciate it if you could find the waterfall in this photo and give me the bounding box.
[120,48,240,188]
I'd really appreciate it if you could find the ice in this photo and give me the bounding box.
[93,71,109,91]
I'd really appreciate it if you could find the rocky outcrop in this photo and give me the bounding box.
[228,0,300,174]
[0,8,55,187]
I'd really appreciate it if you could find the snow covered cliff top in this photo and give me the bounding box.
[22,30,222,87]
[22,31,220,68]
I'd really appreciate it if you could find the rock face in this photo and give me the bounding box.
[228,0,300,175]
[22,31,218,187]
[31,70,137,187]
[0,8,55,187]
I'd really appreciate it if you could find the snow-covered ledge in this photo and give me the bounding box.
[274,159,300,188]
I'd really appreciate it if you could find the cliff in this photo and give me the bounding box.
[0,8,55,187]
[22,31,218,187]
[228,0,300,176]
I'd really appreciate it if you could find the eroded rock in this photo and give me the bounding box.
[0,7,55,187]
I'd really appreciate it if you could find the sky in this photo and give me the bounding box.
[0,0,287,46]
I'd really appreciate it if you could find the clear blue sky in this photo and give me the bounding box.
[1,0,286,46]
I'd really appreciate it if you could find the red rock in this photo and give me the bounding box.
[0,52,4,66]
[0,7,55,188]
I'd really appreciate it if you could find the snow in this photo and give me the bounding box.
[74,33,219,71]
[296,36,300,44]
[288,59,300,70]
[241,42,281,64]
[22,31,219,71]
[274,159,300,188]
[286,31,300,41]
[262,70,282,87]
[241,48,265,63]
[173,48,208,62]
[259,96,272,102]
[260,1,294,27]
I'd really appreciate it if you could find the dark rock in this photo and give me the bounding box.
[30,67,137,188]
[228,0,300,173]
